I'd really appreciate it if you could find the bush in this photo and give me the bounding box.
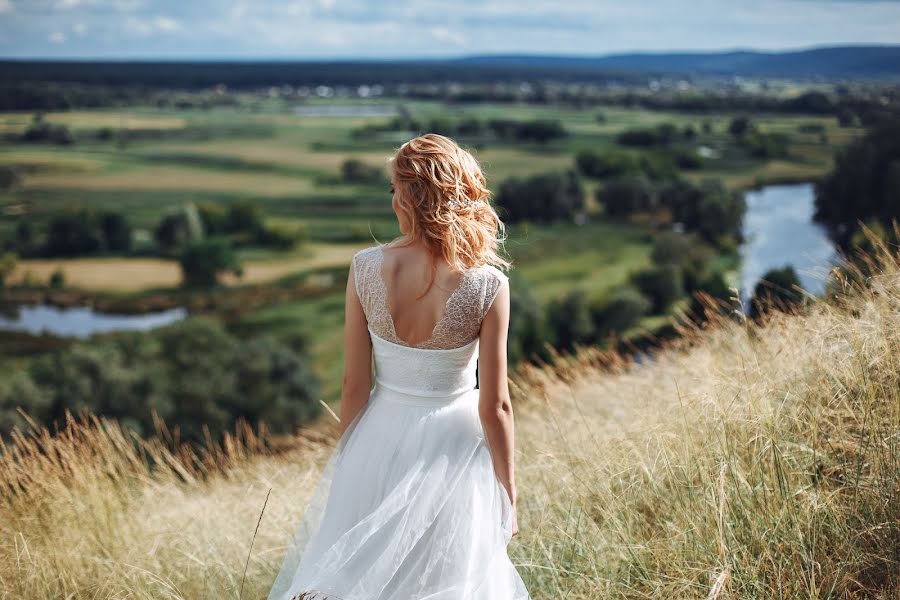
[48,268,65,289]
[39,209,132,257]
[0,252,17,287]
[673,149,703,170]
[631,265,684,313]
[178,238,241,287]
[749,265,805,320]
[507,275,552,365]
[546,289,595,352]
[598,175,657,216]
[341,158,384,184]
[729,116,752,137]
[0,165,22,190]
[1,318,322,441]
[687,272,737,321]
[659,179,746,249]
[591,288,651,339]
[650,231,716,292]
[495,170,585,223]
[575,150,638,179]
[616,123,677,147]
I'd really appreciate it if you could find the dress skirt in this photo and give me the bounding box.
[267,381,531,600]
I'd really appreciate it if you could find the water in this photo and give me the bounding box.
[0,304,187,339]
[739,183,839,305]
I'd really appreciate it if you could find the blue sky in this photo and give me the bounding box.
[1,0,899,59]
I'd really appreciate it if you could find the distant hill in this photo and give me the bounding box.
[461,45,900,79]
[1,45,898,88]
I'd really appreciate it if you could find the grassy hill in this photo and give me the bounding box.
[1,235,898,598]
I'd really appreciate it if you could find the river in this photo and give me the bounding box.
[0,304,187,339]
[738,182,839,305]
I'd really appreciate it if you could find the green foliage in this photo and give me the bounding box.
[178,238,241,287]
[488,118,567,143]
[32,208,134,257]
[507,276,552,365]
[742,129,791,158]
[0,252,17,288]
[598,175,657,216]
[616,123,678,147]
[19,112,73,144]
[631,264,684,313]
[48,268,65,289]
[650,231,716,292]
[729,116,752,137]
[575,150,639,179]
[659,179,746,249]
[0,318,321,441]
[672,149,703,170]
[814,117,900,246]
[495,170,585,223]
[591,288,652,340]
[340,158,384,184]
[0,165,22,191]
[546,289,595,352]
[750,265,805,320]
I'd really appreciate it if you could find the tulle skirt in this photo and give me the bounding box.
[267,382,531,600]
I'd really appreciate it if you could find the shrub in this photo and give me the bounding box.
[496,170,585,223]
[591,288,651,339]
[546,289,595,352]
[631,265,684,313]
[178,238,241,287]
[598,175,657,216]
[749,265,805,320]
[575,150,638,179]
[341,158,384,184]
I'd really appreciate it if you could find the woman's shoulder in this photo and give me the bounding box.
[475,262,510,286]
[352,243,385,265]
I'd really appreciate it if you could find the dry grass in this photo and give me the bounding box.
[1,231,899,598]
[23,164,314,197]
[9,243,368,291]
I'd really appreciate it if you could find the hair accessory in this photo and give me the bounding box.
[446,197,478,209]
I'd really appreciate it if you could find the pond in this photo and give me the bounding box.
[0,304,187,339]
[738,183,840,306]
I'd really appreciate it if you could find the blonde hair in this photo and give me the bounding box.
[387,133,511,282]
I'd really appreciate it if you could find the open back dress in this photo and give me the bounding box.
[267,243,531,600]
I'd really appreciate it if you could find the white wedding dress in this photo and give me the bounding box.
[267,244,531,600]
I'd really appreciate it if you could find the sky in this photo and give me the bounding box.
[1,0,899,60]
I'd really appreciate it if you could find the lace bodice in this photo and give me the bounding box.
[352,244,508,350]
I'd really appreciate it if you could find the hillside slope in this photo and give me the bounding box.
[2,237,898,599]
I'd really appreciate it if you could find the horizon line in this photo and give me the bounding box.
[2,42,898,63]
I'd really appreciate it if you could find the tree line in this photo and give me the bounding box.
[0,318,321,442]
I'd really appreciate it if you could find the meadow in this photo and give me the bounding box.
[1,228,897,599]
[0,95,861,400]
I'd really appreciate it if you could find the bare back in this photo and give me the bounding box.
[352,240,507,350]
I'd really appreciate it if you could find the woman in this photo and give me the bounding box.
[268,133,531,599]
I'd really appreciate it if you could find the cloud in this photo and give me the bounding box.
[124,14,182,36]
[2,0,900,59]
[55,0,143,9]
[430,26,465,47]
[48,31,66,43]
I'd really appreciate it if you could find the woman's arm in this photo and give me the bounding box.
[339,262,373,435]
[477,279,519,535]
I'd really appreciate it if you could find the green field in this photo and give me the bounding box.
[0,98,862,401]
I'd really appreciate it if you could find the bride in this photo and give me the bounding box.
[267,133,531,599]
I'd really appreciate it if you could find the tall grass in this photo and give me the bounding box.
[2,232,898,599]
